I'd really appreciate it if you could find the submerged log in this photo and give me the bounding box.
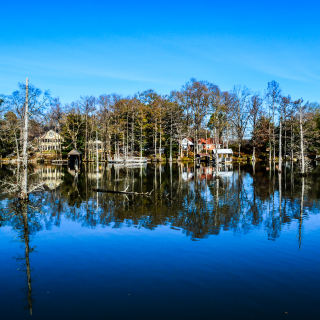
[92,188,153,196]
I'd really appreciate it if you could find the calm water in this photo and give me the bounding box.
[1,162,320,320]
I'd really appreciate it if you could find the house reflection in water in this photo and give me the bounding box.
[181,164,233,181]
[35,166,64,190]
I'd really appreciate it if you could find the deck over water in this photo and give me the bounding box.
[108,156,148,163]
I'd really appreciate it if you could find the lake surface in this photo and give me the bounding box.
[1,162,320,320]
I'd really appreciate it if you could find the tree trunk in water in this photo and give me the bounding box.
[122,132,125,157]
[194,129,197,161]
[22,202,33,315]
[14,130,20,162]
[279,172,282,217]
[159,121,162,161]
[117,122,120,159]
[291,123,294,161]
[169,109,172,162]
[187,127,189,158]
[269,122,272,162]
[284,117,287,162]
[126,113,129,156]
[131,110,134,157]
[299,101,305,175]
[215,150,219,176]
[226,125,229,149]
[169,131,172,162]
[273,103,276,161]
[85,114,88,161]
[159,109,162,162]
[216,177,219,203]
[140,123,142,159]
[20,78,29,200]
[299,177,305,249]
[205,123,207,154]
[215,136,219,176]
[154,120,157,161]
[279,117,282,171]
[96,131,99,172]
[55,124,57,161]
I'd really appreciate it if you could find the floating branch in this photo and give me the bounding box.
[92,188,153,196]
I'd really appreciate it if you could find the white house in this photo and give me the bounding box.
[181,138,194,150]
[212,148,233,162]
[37,130,63,151]
[86,139,103,150]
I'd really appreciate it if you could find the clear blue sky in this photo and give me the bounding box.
[1,0,320,103]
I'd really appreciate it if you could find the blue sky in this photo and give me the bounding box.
[1,0,320,103]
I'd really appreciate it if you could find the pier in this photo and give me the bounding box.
[107,156,148,164]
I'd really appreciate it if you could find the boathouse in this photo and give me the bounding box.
[212,149,233,162]
[68,149,82,168]
[196,153,211,162]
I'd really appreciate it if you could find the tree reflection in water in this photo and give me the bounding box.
[20,202,34,315]
[1,162,319,241]
[1,162,320,316]
[2,198,44,316]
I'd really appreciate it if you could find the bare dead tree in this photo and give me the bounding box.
[228,86,252,158]
[280,96,292,162]
[19,78,29,200]
[62,102,84,150]
[80,96,96,161]
[249,94,263,162]
[266,81,282,162]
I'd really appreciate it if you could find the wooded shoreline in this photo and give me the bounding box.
[1,78,318,183]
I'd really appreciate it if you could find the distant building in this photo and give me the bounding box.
[68,149,82,166]
[181,138,194,151]
[197,138,221,151]
[180,138,222,151]
[37,130,63,151]
[86,139,103,150]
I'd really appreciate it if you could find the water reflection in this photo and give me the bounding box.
[3,199,44,316]
[0,162,319,241]
[1,162,320,318]
[20,202,33,315]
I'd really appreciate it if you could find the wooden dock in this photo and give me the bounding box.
[108,157,148,164]
[51,160,67,165]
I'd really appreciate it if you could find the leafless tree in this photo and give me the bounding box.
[80,96,96,161]
[249,94,263,161]
[266,81,281,161]
[228,86,252,158]
[62,102,84,150]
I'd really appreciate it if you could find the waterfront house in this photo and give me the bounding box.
[37,130,63,151]
[197,138,221,151]
[181,138,194,151]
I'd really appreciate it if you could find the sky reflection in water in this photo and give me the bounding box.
[1,162,320,320]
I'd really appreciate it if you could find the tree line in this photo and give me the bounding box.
[1,78,320,170]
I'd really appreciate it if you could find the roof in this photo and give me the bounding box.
[181,138,194,145]
[68,149,82,155]
[40,130,61,139]
[181,137,221,145]
[212,148,233,154]
[196,153,210,157]
[198,138,219,144]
